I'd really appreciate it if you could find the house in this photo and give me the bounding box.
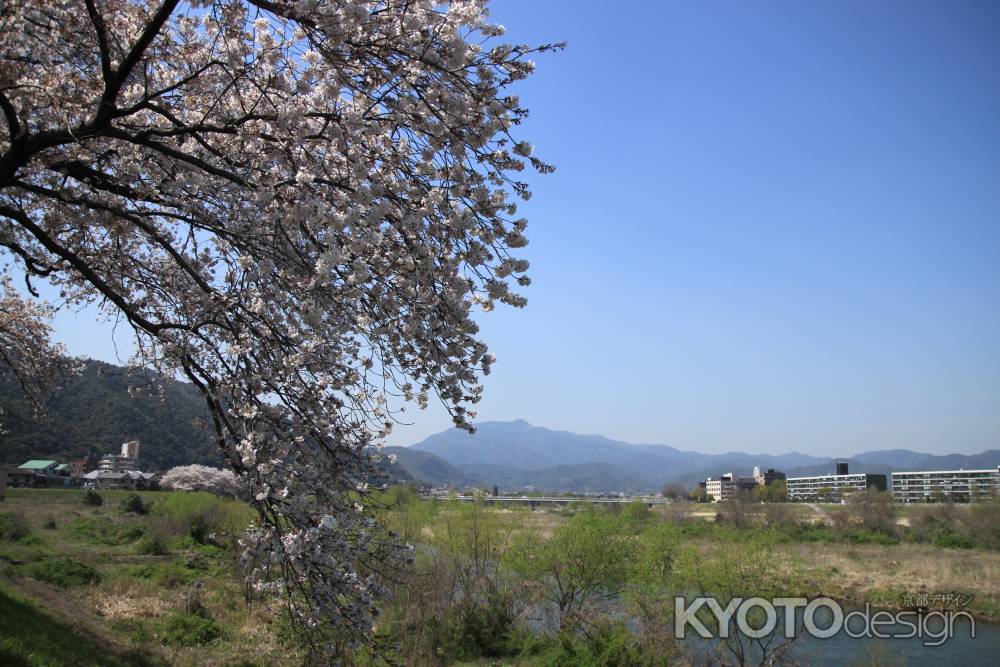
[9,460,75,488]
[81,469,159,490]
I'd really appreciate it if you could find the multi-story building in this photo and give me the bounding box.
[85,440,159,490]
[786,463,887,501]
[753,466,786,486]
[891,467,1000,503]
[705,472,757,502]
[99,441,142,473]
[69,452,99,478]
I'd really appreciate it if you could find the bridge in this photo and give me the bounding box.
[419,495,669,506]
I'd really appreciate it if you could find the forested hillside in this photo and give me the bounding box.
[0,359,220,470]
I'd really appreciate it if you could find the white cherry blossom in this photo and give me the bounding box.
[0,0,557,655]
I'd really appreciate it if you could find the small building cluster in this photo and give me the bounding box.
[703,473,757,502]
[702,465,787,502]
[786,462,1000,503]
[3,441,159,491]
[700,460,1000,504]
[6,459,78,488]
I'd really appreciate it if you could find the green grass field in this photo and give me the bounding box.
[0,488,294,667]
[3,489,999,666]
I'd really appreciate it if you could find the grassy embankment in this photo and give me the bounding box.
[0,488,298,667]
[2,488,999,666]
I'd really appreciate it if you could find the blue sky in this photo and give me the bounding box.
[35,0,1000,455]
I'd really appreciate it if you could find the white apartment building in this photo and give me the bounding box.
[891,467,1000,503]
[786,472,887,501]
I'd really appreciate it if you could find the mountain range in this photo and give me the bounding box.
[405,420,1000,492]
[2,360,996,493]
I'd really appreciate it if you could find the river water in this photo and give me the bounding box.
[681,608,1000,665]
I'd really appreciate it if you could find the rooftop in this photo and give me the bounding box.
[17,460,58,470]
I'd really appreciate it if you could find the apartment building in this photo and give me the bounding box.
[891,466,1000,503]
[786,462,887,501]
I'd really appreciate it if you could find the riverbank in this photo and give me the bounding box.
[3,488,999,665]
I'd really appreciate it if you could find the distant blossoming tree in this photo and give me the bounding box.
[0,0,556,653]
[161,464,245,497]
[0,274,64,411]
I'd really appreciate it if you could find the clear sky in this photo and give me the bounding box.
[33,0,1000,456]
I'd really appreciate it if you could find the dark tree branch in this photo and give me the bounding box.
[96,0,180,122]
[0,203,186,335]
[84,0,114,88]
[0,92,21,142]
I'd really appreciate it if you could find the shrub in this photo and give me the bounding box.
[168,534,223,556]
[188,513,211,544]
[21,558,100,588]
[156,560,204,589]
[185,554,209,571]
[439,603,524,659]
[161,611,222,646]
[120,494,151,516]
[154,492,250,550]
[934,532,976,549]
[82,489,103,506]
[125,563,161,580]
[507,508,634,631]
[620,500,654,532]
[136,535,169,556]
[67,517,145,546]
[0,513,32,542]
[520,623,647,667]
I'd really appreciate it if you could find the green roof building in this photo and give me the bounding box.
[17,460,58,471]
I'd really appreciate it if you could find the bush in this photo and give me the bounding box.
[67,517,145,546]
[153,492,250,551]
[521,623,648,667]
[934,532,976,549]
[619,500,654,532]
[136,535,169,555]
[439,603,525,660]
[0,513,32,542]
[21,558,100,588]
[120,494,151,515]
[82,489,103,506]
[160,560,204,589]
[188,513,211,544]
[161,611,222,646]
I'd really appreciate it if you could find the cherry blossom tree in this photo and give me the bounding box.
[0,0,556,654]
[0,274,64,412]
[161,463,245,496]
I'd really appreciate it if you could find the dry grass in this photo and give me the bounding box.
[91,579,173,619]
[789,542,1000,618]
